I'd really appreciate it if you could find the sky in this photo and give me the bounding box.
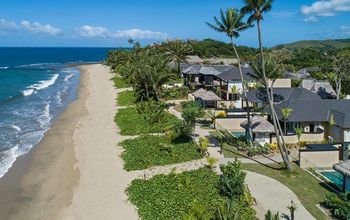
[0,0,350,47]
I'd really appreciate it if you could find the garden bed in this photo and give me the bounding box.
[127,168,224,220]
[120,135,201,171]
[115,107,180,135]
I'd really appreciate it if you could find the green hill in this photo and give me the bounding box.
[275,38,350,49]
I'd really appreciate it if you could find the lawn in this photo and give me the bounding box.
[120,135,201,171]
[242,163,330,220]
[112,76,130,88]
[127,168,224,220]
[115,107,180,135]
[117,90,135,106]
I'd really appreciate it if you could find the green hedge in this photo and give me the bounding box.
[127,168,224,220]
[121,135,201,171]
[117,90,135,106]
[115,107,179,135]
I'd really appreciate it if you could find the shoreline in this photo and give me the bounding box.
[0,64,88,219]
[0,63,139,220]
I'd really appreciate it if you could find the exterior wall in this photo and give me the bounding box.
[268,78,292,88]
[271,132,325,144]
[345,129,350,142]
[254,133,270,145]
[299,151,339,169]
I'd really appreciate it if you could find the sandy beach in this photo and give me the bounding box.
[0,64,139,220]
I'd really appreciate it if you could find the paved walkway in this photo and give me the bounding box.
[246,171,315,220]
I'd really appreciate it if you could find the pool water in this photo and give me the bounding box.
[319,171,343,189]
[231,132,246,138]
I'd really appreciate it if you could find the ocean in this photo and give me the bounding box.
[0,47,115,178]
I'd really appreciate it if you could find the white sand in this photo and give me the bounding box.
[61,64,139,220]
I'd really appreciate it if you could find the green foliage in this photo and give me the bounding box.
[115,107,179,135]
[162,40,193,74]
[181,101,205,125]
[247,143,272,157]
[171,120,194,140]
[120,135,201,171]
[136,100,166,124]
[112,76,130,88]
[117,90,135,106]
[190,39,258,61]
[294,127,302,144]
[215,198,257,220]
[324,192,350,220]
[275,38,350,50]
[206,156,218,170]
[127,168,224,220]
[160,86,189,100]
[199,137,210,156]
[265,210,280,220]
[218,161,246,199]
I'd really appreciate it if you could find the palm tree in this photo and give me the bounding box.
[206,8,254,147]
[241,0,292,171]
[165,39,193,76]
[281,108,293,134]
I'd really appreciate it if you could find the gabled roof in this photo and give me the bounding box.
[240,115,275,133]
[245,88,321,104]
[301,79,336,99]
[334,160,350,177]
[192,88,222,101]
[271,99,350,128]
[217,67,257,82]
[186,55,203,64]
[182,65,233,76]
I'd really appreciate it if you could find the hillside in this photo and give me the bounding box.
[275,38,350,49]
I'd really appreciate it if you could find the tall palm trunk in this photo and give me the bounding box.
[230,37,254,148]
[257,20,291,171]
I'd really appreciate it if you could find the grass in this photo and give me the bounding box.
[112,76,130,88]
[209,131,244,158]
[115,107,180,135]
[127,168,224,220]
[241,163,330,220]
[120,135,201,171]
[117,90,135,106]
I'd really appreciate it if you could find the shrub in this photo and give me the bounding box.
[160,86,189,100]
[115,107,179,135]
[270,143,278,151]
[127,168,224,220]
[136,100,166,124]
[324,192,350,219]
[120,135,201,171]
[199,137,210,156]
[218,160,246,199]
[206,156,218,170]
[247,143,272,157]
[181,101,205,125]
[112,76,130,88]
[216,111,227,118]
[171,120,193,140]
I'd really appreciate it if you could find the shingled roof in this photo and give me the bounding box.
[271,99,350,128]
[245,88,321,104]
[240,115,275,133]
[192,88,222,101]
[182,65,233,76]
[217,66,257,82]
[334,161,350,177]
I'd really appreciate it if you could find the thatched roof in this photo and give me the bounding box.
[192,88,222,101]
[240,115,275,133]
[334,161,350,177]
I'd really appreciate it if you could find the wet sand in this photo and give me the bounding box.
[0,64,138,220]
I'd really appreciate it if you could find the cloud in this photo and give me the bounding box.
[271,11,297,18]
[78,25,168,40]
[0,18,61,35]
[301,0,350,22]
[338,25,350,37]
[303,16,319,23]
[78,25,110,38]
[20,20,61,35]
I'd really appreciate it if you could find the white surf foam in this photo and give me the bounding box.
[29,74,59,91]
[64,74,74,81]
[10,125,21,132]
[0,145,19,178]
[0,66,9,69]
[22,89,35,96]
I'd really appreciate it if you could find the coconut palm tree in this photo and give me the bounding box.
[164,39,193,76]
[281,108,293,134]
[206,8,254,147]
[241,0,292,171]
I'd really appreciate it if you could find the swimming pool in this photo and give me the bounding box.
[318,170,343,189]
[231,131,246,138]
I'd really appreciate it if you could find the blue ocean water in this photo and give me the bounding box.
[0,47,115,178]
